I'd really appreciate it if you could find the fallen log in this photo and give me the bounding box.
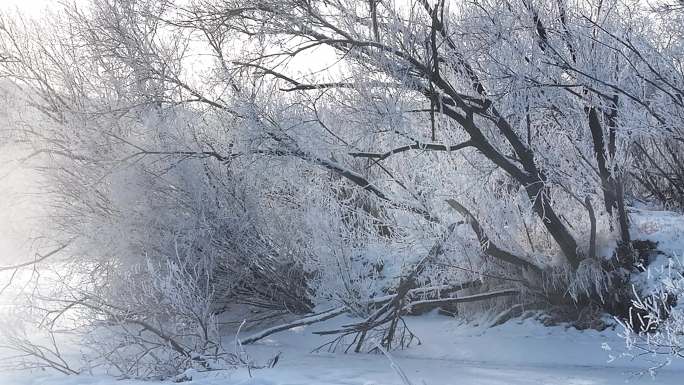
[240,307,349,345]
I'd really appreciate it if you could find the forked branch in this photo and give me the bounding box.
[445,199,542,274]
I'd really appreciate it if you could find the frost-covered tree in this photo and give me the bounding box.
[2,0,684,376]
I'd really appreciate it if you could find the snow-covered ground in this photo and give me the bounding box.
[3,313,684,385]
[3,208,684,385]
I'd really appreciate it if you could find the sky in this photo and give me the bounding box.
[2,0,54,15]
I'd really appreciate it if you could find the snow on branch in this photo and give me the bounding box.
[349,140,473,162]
